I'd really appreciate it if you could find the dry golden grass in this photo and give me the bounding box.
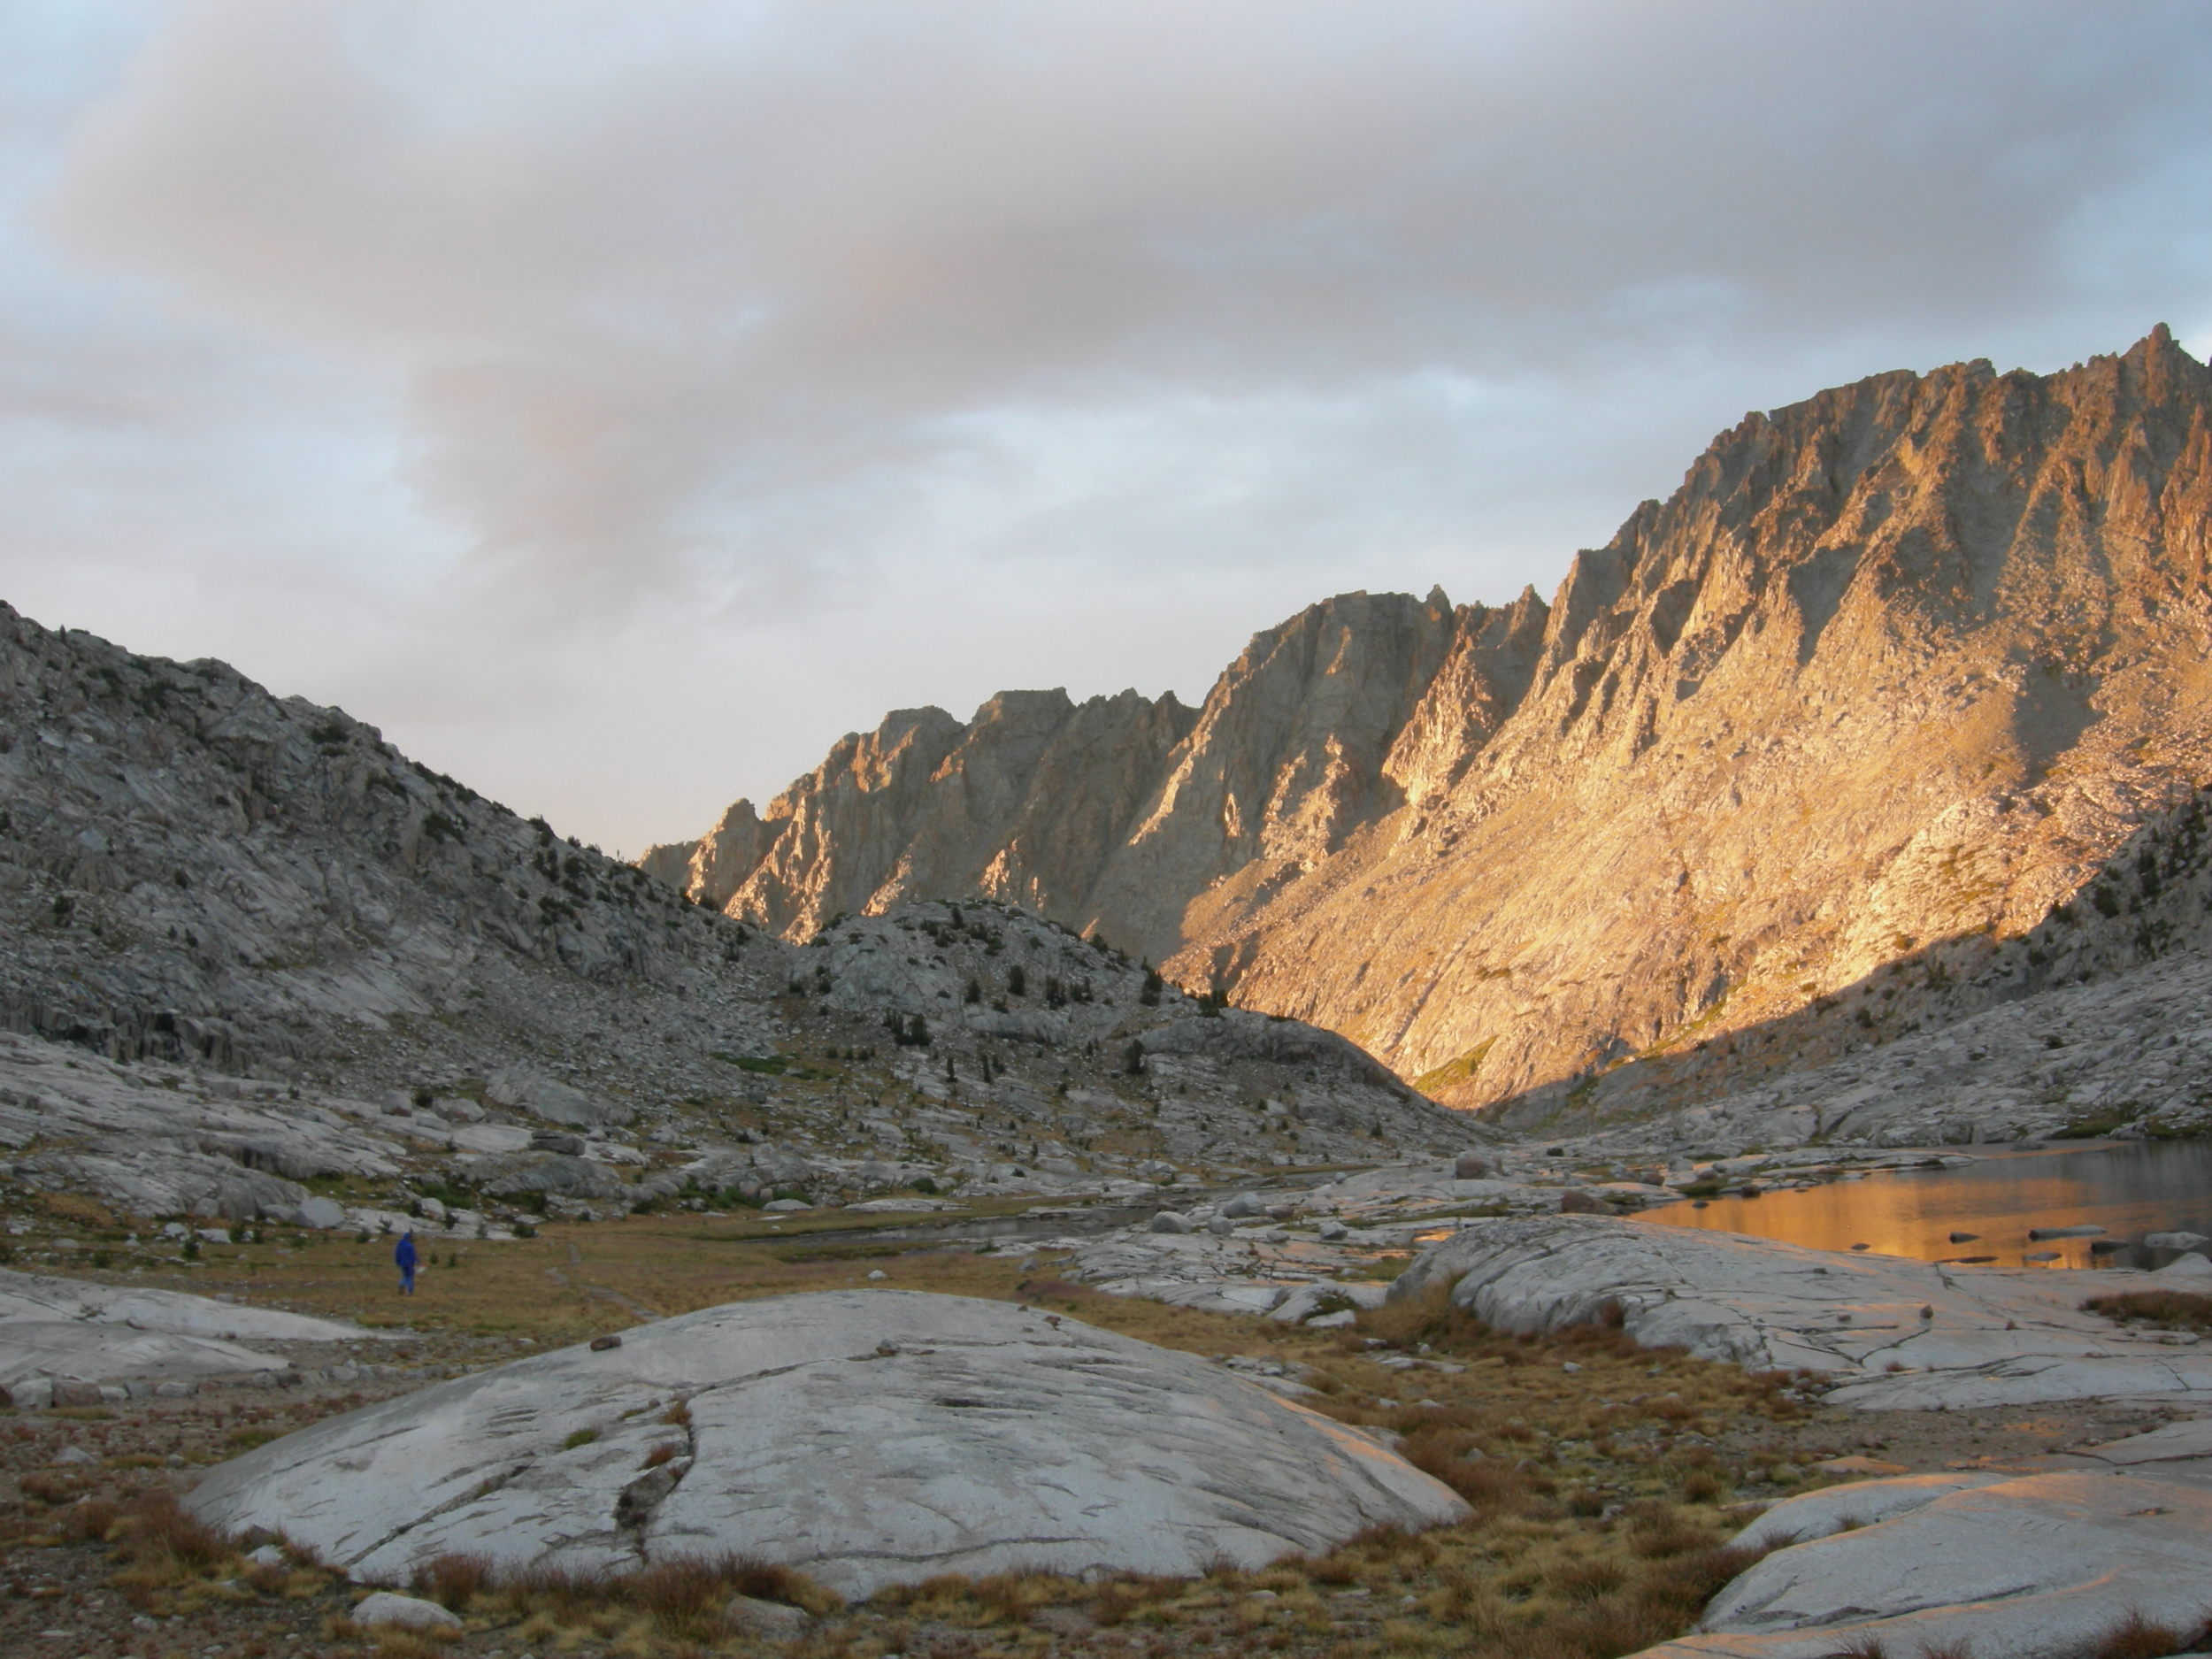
[45,1212,1851,1655]
[2093,1609,2212,1659]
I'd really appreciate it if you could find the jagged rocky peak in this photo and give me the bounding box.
[646,585,1555,963]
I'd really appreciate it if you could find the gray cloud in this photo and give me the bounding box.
[3,0,2210,849]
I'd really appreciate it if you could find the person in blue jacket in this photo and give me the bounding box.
[395,1229,418,1296]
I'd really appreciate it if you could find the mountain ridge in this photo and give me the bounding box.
[644,326,2212,1121]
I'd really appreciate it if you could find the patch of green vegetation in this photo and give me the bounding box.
[1413,1036,1497,1095]
[1402,1202,1516,1224]
[1346,1256,1413,1281]
[2053,1106,2138,1140]
[718,1053,787,1074]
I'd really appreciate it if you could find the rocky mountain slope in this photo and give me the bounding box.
[1532,774,2212,1151]
[0,603,1474,1233]
[646,327,2212,1121]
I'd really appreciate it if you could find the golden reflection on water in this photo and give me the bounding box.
[1640,1142,2212,1271]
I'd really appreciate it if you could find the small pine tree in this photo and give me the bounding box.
[1008,964,1027,997]
[1140,966,1163,1006]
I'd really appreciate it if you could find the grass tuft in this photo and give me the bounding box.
[2083,1290,2212,1333]
[411,1551,492,1610]
[116,1488,233,1579]
[2093,1609,2212,1659]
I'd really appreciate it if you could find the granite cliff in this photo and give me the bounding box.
[647,328,2212,1120]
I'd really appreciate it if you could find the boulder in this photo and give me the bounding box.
[1557,1188,1609,1215]
[1148,1210,1194,1234]
[296,1196,347,1230]
[186,1290,1466,1597]
[1453,1152,1492,1179]
[350,1592,461,1632]
[725,1594,812,1639]
[2147,1231,2210,1251]
[1220,1193,1266,1219]
[1630,1471,2212,1658]
[1270,1283,1388,1325]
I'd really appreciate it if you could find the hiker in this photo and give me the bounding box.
[396,1229,418,1296]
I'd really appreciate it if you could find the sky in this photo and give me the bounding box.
[4,2,2210,856]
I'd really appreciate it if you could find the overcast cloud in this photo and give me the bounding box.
[3,0,2210,851]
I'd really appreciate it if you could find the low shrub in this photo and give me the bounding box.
[2083,1290,2212,1333]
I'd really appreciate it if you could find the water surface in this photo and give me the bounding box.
[1642,1141,2212,1271]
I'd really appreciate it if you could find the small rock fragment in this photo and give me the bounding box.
[590,1333,623,1352]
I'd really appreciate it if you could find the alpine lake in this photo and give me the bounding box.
[1643,1138,2212,1270]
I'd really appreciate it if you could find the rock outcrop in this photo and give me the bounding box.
[0,1266,375,1398]
[1633,1464,2212,1659]
[186,1290,1469,1596]
[647,329,2212,1128]
[1391,1213,2212,1409]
